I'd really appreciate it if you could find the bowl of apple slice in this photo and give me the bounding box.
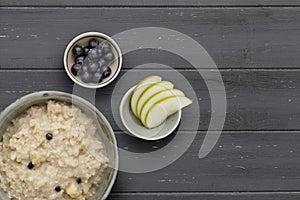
[120,75,192,140]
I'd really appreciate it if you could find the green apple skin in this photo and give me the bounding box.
[144,96,192,128]
[140,89,184,124]
[136,81,174,118]
[133,76,161,93]
[130,76,162,117]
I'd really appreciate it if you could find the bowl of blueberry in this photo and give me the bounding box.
[63,32,122,88]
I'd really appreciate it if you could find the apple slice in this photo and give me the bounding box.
[130,76,162,117]
[144,96,192,128]
[134,75,162,92]
[136,81,174,118]
[140,89,184,124]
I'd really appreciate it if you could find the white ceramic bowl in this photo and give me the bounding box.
[120,86,181,140]
[0,91,118,200]
[63,32,122,89]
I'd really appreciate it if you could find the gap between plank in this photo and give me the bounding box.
[113,130,300,134]
[109,191,300,195]
[3,68,300,72]
[114,130,300,133]
[1,6,300,9]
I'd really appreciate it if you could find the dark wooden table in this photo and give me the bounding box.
[1,1,300,199]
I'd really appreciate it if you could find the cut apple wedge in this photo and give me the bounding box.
[130,76,162,117]
[144,96,192,129]
[140,89,184,124]
[136,81,174,118]
[133,75,162,92]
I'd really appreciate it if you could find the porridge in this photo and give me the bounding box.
[0,100,108,200]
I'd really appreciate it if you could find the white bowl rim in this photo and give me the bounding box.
[0,90,119,200]
[120,86,182,141]
[63,31,123,89]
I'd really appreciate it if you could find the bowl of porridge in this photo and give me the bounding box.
[0,91,118,200]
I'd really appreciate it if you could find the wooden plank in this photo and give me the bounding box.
[1,8,300,69]
[0,69,300,131]
[1,0,300,7]
[110,131,300,192]
[108,192,300,200]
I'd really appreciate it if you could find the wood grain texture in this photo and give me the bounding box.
[0,69,299,131]
[1,3,300,198]
[110,131,300,192]
[1,8,300,69]
[107,192,300,200]
[1,0,300,7]
[1,70,299,192]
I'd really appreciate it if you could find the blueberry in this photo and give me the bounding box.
[55,186,61,192]
[81,65,89,73]
[83,57,93,65]
[71,64,81,76]
[103,52,114,62]
[88,49,98,59]
[92,72,103,83]
[46,132,53,140]
[72,45,83,57]
[83,46,90,56]
[77,65,88,76]
[89,48,97,55]
[103,66,112,78]
[88,63,98,73]
[96,67,101,74]
[28,162,34,169]
[99,65,108,73]
[101,41,111,53]
[81,72,92,83]
[75,56,85,65]
[98,59,106,68]
[76,178,82,184]
[96,48,103,57]
[89,38,99,49]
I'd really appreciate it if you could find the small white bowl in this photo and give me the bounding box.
[120,86,181,140]
[63,32,122,89]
